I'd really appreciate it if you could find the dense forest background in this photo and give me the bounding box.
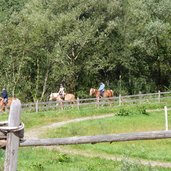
[0,0,171,102]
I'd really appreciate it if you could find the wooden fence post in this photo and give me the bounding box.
[35,100,39,113]
[164,106,168,131]
[119,94,122,106]
[4,99,22,171]
[77,97,80,110]
[97,97,100,108]
[139,91,142,104]
[158,90,161,103]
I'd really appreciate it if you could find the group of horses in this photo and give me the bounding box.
[0,88,114,112]
[49,88,114,104]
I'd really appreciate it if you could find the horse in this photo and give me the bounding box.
[49,93,76,108]
[0,97,15,112]
[89,88,114,106]
[89,88,113,98]
[49,93,60,101]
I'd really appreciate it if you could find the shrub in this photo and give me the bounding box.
[116,108,131,116]
[116,106,149,116]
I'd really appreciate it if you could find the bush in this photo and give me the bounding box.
[116,106,149,116]
[116,108,131,116]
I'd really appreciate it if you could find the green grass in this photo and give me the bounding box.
[21,107,117,129]
[0,147,170,171]
[0,102,168,130]
[0,106,117,130]
[42,108,171,162]
[0,103,171,170]
[21,102,171,128]
[44,109,168,138]
[17,148,121,171]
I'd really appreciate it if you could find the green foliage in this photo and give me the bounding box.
[0,0,171,101]
[116,108,131,116]
[30,161,45,171]
[116,106,148,116]
[58,153,71,163]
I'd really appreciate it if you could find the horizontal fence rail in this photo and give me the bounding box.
[20,130,171,147]
[20,91,171,112]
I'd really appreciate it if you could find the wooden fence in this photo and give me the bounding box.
[21,91,171,112]
[1,98,171,170]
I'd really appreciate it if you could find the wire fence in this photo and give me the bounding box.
[21,91,171,112]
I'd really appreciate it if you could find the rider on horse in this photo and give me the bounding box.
[1,88,8,104]
[98,82,105,97]
[58,84,65,99]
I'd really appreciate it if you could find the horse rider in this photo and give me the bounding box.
[58,84,65,99]
[1,88,8,104]
[98,82,105,97]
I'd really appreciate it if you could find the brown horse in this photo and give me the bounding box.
[0,97,15,112]
[89,88,113,98]
[89,88,114,106]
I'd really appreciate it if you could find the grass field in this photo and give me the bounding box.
[41,108,171,162]
[0,103,171,170]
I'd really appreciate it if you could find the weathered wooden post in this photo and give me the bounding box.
[158,90,161,103]
[35,100,39,113]
[4,99,22,171]
[77,97,80,110]
[164,106,168,131]
[97,97,100,108]
[139,91,142,104]
[119,94,122,106]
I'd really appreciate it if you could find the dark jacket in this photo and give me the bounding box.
[2,90,8,99]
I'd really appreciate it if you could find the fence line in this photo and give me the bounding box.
[21,91,171,112]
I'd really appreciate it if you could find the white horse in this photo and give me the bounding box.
[49,93,60,101]
[49,93,75,101]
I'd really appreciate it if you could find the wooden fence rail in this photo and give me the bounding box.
[20,130,171,147]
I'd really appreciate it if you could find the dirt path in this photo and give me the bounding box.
[25,113,171,168]
[25,114,114,138]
